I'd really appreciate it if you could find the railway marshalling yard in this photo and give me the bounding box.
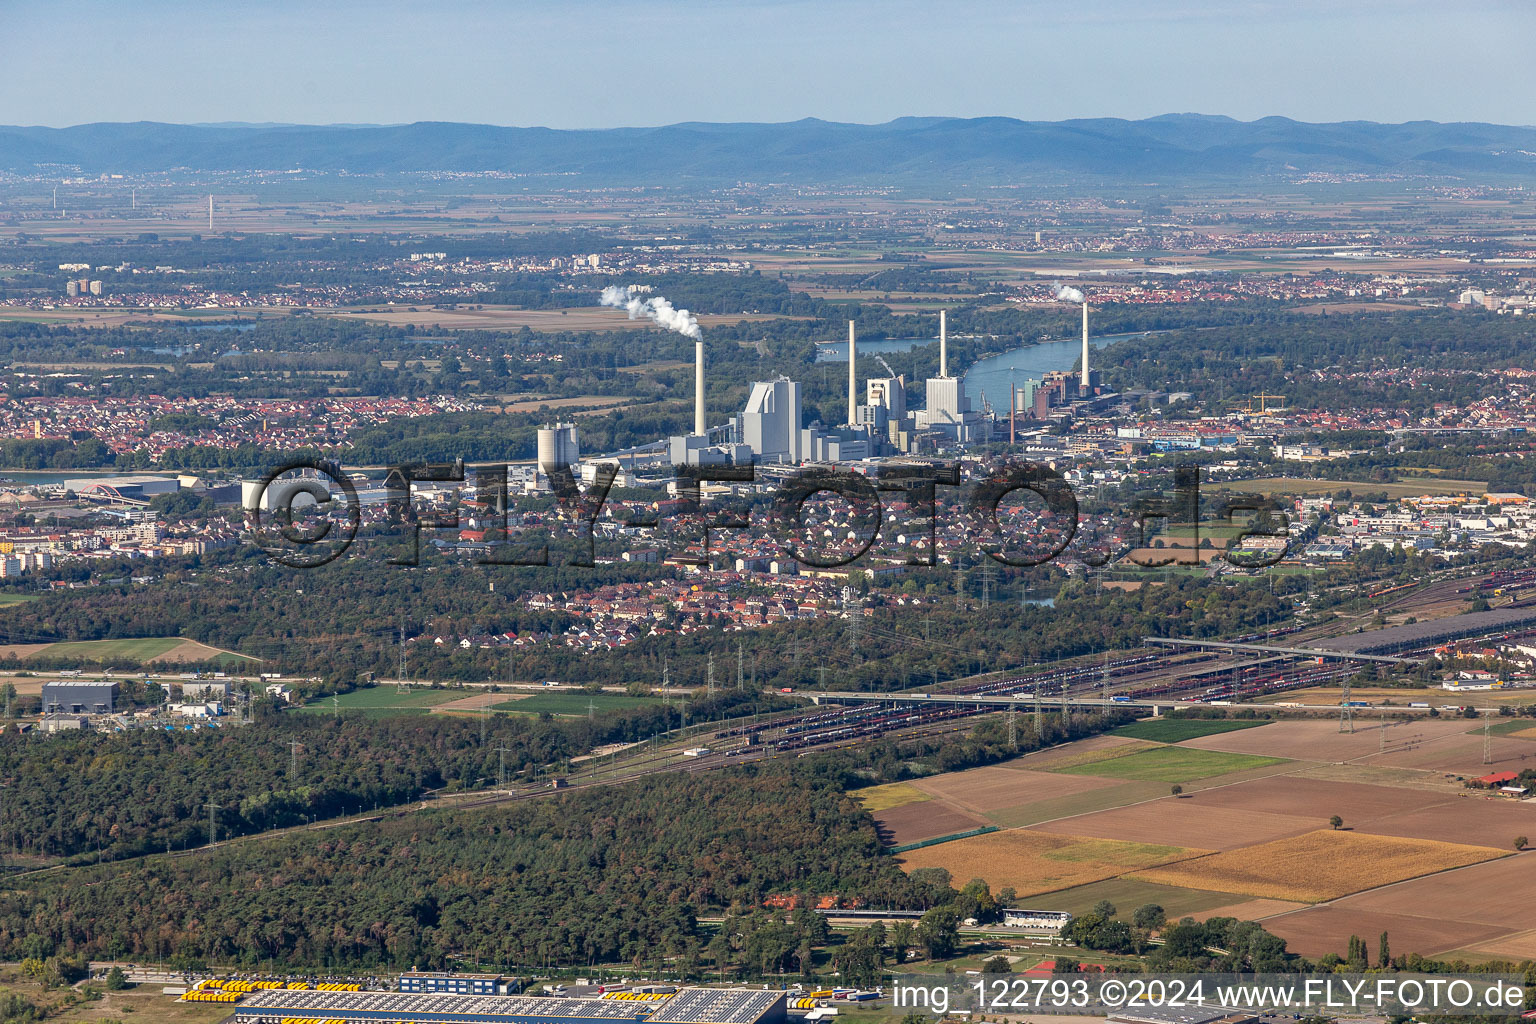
[867,713,1536,962]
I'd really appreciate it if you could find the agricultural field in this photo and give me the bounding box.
[493,691,664,716]
[1182,716,1536,774]
[1111,718,1272,743]
[0,636,253,665]
[897,830,1206,898]
[1051,745,1285,783]
[880,717,1536,959]
[852,781,929,813]
[1030,877,1243,920]
[1263,854,1536,957]
[1253,685,1535,707]
[1131,829,1509,903]
[298,685,464,716]
[1479,718,1536,739]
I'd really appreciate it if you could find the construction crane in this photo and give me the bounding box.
[1248,393,1286,414]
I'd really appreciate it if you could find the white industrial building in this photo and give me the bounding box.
[736,377,804,464]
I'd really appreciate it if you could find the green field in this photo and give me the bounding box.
[494,691,664,716]
[1474,719,1536,738]
[298,686,463,715]
[0,593,38,605]
[1054,746,1285,783]
[1030,877,1240,919]
[1112,718,1272,744]
[44,638,183,661]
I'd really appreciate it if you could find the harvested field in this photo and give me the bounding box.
[430,692,510,714]
[1032,798,1319,851]
[1053,746,1284,783]
[898,830,1205,898]
[874,801,988,847]
[911,766,1120,815]
[1180,717,1476,762]
[854,782,930,812]
[1111,719,1272,744]
[1132,829,1508,903]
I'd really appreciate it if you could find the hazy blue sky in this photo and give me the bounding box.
[4,0,1533,128]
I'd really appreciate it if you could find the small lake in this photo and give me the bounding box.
[963,330,1163,411]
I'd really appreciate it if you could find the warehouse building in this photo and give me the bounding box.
[41,681,118,715]
[400,971,512,996]
[232,986,787,1024]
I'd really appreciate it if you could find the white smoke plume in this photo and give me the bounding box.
[599,284,702,340]
[1055,285,1085,303]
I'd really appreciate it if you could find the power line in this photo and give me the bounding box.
[204,801,222,847]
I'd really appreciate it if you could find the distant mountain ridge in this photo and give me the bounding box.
[3,114,1535,184]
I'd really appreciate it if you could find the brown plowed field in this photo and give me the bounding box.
[1263,907,1508,958]
[1357,795,1536,848]
[1307,854,1536,931]
[1187,775,1453,827]
[874,802,989,846]
[1181,718,1474,762]
[1032,798,1319,850]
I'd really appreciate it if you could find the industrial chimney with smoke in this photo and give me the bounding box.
[695,340,706,436]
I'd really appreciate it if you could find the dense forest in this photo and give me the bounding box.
[0,689,774,862]
[0,762,917,972]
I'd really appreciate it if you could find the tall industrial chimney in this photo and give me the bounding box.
[939,309,948,378]
[694,340,706,436]
[847,320,857,428]
[1080,302,1090,390]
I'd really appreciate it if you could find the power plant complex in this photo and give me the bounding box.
[657,304,1106,467]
